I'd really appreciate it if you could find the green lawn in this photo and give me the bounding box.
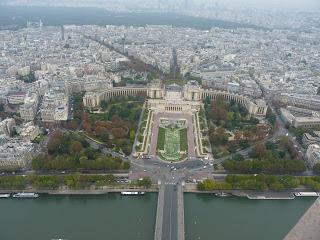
[163,127,180,161]
[157,125,188,162]
[179,128,188,152]
[157,127,165,150]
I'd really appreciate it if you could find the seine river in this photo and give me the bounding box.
[185,193,316,240]
[0,193,315,240]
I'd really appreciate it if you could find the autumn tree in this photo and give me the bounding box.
[234,131,242,142]
[47,131,62,154]
[95,126,109,142]
[112,128,127,138]
[111,116,123,128]
[70,141,83,154]
[250,143,268,159]
[82,112,92,133]
[210,101,227,121]
[210,127,228,145]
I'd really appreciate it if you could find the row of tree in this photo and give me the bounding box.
[223,138,305,174]
[197,175,320,192]
[0,175,153,190]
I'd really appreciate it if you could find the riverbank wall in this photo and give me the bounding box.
[0,188,158,195]
[0,184,317,199]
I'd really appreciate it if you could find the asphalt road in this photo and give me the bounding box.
[162,184,178,240]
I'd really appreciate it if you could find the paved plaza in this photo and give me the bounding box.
[149,112,196,159]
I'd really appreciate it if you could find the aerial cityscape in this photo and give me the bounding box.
[0,0,319,239]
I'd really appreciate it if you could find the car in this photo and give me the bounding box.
[203,166,207,169]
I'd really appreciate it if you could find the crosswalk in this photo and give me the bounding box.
[165,182,176,185]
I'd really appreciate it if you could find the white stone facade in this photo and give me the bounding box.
[19,92,39,121]
[83,81,268,118]
[0,136,35,168]
[306,144,320,168]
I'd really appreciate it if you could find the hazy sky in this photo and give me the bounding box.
[216,0,320,10]
[2,0,320,11]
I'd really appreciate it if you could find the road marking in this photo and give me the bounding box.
[169,187,173,240]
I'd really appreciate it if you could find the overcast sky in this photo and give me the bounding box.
[216,0,320,10]
[2,0,320,11]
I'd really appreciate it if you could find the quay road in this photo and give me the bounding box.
[154,183,185,240]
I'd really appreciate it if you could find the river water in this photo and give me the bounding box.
[0,194,157,240]
[0,193,315,240]
[184,193,316,240]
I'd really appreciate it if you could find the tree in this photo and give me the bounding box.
[250,143,268,159]
[269,182,285,192]
[66,120,79,130]
[239,139,250,149]
[266,141,277,150]
[70,141,83,154]
[138,177,152,188]
[100,100,108,110]
[129,130,136,141]
[233,154,245,161]
[111,128,127,138]
[227,142,237,153]
[95,126,109,142]
[210,101,227,121]
[256,125,266,139]
[243,129,253,141]
[313,163,320,174]
[111,116,123,128]
[234,132,242,142]
[210,127,228,145]
[266,109,276,127]
[47,131,62,154]
[82,120,92,133]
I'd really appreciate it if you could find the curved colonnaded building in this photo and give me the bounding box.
[83,81,268,118]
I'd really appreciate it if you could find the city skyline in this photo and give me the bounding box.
[0,2,319,240]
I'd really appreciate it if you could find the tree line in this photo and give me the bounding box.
[0,175,153,190]
[197,175,320,192]
[223,137,305,174]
